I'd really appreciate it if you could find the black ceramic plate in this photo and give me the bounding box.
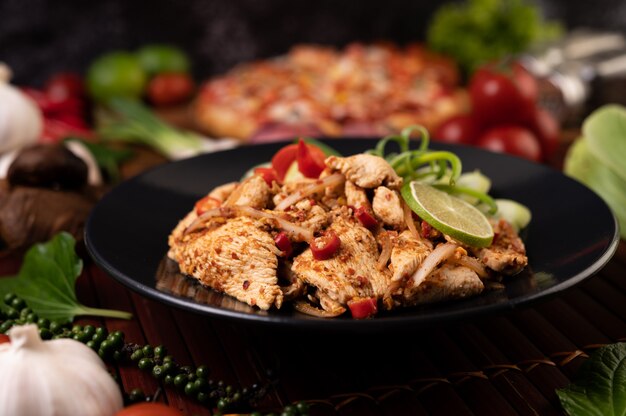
[85,139,619,331]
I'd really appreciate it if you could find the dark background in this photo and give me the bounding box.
[1,0,625,86]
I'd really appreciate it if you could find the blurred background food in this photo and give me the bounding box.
[0,0,625,251]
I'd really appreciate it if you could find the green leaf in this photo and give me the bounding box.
[583,104,626,182]
[0,233,132,323]
[557,343,626,416]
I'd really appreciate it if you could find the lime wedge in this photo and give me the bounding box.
[401,181,494,248]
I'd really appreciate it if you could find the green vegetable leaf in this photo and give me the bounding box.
[0,233,132,323]
[557,343,626,416]
[583,104,626,183]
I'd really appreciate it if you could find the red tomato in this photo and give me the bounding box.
[347,297,378,319]
[147,72,195,106]
[271,142,326,181]
[354,207,378,230]
[527,108,560,160]
[194,195,221,215]
[115,402,183,416]
[476,126,542,162]
[274,231,293,257]
[45,72,85,102]
[0,334,10,344]
[310,230,341,260]
[254,167,279,186]
[296,138,325,178]
[469,62,538,128]
[433,115,481,144]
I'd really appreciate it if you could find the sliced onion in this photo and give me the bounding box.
[403,201,421,241]
[237,206,314,241]
[411,242,458,287]
[293,300,345,318]
[184,207,236,234]
[275,173,345,211]
[376,230,392,271]
[448,255,489,279]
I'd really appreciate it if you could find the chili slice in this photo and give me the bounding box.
[347,297,378,319]
[310,230,341,260]
[296,138,325,178]
[254,167,279,186]
[274,231,293,257]
[354,206,378,230]
[194,196,222,215]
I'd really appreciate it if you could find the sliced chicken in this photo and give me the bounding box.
[226,175,272,209]
[401,264,484,306]
[172,216,283,310]
[292,217,390,310]
[474,219,528,275]
[326,154,402,189]
[389,230,433,282]
[373,186,404,229]
[344,180,370,209]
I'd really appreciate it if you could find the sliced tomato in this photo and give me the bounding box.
[354,207,378,230]
[296,138,325,178]
[0,334,10,344]
[271,141,326,181]
[310,230,341,260]
[274,231,293,257]
[194,195,221,215]
[254,167,279,186]
[347,297,378,319]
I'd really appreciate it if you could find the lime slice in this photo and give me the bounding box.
[401,181,494,247]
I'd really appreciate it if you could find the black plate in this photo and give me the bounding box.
[85,139,619,331]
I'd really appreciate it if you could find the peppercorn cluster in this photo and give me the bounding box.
[0,293,310,416]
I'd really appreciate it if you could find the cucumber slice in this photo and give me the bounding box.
[493,199,532,231]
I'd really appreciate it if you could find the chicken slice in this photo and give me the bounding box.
[473,219,528,275]
[226,175,272,209]
[344,180,370,209]
[389,230,433,282]
[292,217,390,309]
[172,217,283,310]
[401,264,484,306]
[373,186,404,229]
[326,154,402,189]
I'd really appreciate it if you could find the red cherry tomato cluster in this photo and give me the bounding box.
[434,61,560,162]
[22,72,92,143]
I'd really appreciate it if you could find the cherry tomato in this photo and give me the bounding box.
[45,72,85,102]
[310,230,341,260]
[0,334,10,344]
[296,138,325,178]
[147,72,195,106]
[194,195,221,215]
[469,61,538,128]
[527,108,560,160]
[274,231,293,257]
[354,207,378,230]
[476,126,542,162]
[347,297,378,319]
[254,167,279,186]
[115,402,183,416]
[433,115,481,145]
[271,142,326,182]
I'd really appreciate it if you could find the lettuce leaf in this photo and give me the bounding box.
[583,105,626,183]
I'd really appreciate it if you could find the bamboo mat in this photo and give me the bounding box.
[60,241,625,415]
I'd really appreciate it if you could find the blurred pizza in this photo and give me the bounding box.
[194,43,468,141]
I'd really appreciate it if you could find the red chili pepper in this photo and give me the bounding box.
[254,167,279,186]
[310,230,341,260]
[421,221,433,238]
[296,138,325,178]
[274,231,293,257]
[347,297,378,319]
[271,141,326,181]
[354,206,378,230]
[194,195,221,215]
[0,334,10,344]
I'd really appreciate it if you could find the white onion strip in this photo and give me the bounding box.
[376,230,392,271]
[184,205,314,241]
[275,173,345,211]
[411,242,458,287]
[294,300,345,318]
[448,255,489,279]
[403,201,422,241]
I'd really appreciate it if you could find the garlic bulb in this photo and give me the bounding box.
[0,63,43,154]
[0,325,123,416]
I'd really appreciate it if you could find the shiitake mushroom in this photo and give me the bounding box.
[7,144,88,190]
